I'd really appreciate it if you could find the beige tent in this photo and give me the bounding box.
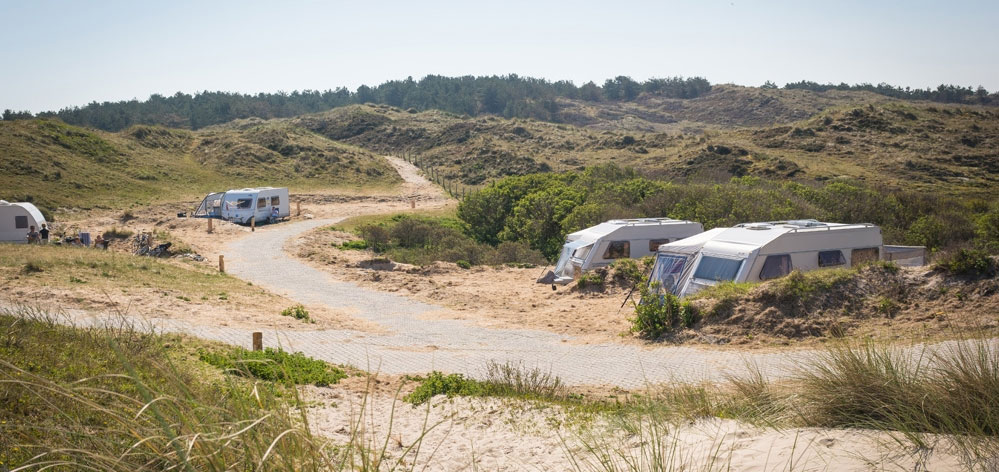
[648,220,926,297]
[539,218,704,285]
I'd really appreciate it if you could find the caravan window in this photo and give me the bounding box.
[602,241,630,259]
[236,199,252,209]
[693,256,743,282]
[573,244,592,260]
[648,239,670,252]
[759,254,792,280]
[271,196,280,206]
[818,250,846,267]
[14,216,28,229]
[851,247,880,266]
[257,198,266,209]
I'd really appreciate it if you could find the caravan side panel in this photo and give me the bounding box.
[744,227,883,282]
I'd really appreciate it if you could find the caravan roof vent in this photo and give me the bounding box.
[0,200,8,206]
[744,223,773,231]
[786,219,825,228]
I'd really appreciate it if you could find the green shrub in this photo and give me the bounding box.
[21,261,43,274]
[610,258,644,285]
[280,304,311,321]
[874,296,901,317]
[199,347,345,387]
[763,269,853,304]
[935,249,997,277]
[631,281,697,338]
[339,239,369,250]
[575,270,606,289]
[404,371,485,404]
[358,224,390,252]
[455,259,471,269]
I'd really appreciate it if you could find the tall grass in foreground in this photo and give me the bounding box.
[0,306,440,471]
[794,339,999,463]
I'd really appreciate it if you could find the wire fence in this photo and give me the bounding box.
[398,150,480,201]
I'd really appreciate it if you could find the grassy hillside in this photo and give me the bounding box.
[4,86,997,214]
[286,100,999,196]
[0,119,401,214]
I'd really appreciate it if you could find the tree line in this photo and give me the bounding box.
[4,75,996,131]
[776,80,996,105]
[0,75,711,131]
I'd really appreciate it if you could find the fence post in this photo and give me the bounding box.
[218,254,225,273]
[252,332,262,351]
[207,217,213,234]
[250,217,255,232]
[296,201,301,217]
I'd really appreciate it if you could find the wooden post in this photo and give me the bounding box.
[207,217,213,234]
[252,332,262,351]
[250,216,255,232]
[296,201,301,217]
[410,198,416,209]
[218,254,225,273]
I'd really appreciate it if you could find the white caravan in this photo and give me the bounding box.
[193,187,290,224]
[648,220,926,297]
[0,201,46,243]
[538,218,704,285]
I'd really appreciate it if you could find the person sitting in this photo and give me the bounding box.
[94,234,106,250]
[26,226,40,244]
[270,206,280,224]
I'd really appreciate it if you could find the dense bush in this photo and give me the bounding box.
[458,164,998,261]
[934,249,998,277]
[355,214,545,267]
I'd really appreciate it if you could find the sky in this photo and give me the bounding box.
[3,0,998,112]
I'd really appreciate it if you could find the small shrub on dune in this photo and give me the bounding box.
[575,270,607,290]
[631,281,698,338]
[935,248,997,277]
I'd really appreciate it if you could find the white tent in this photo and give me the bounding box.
[539,218,704,285]
[0,201,46,243]
[649,220,926,297]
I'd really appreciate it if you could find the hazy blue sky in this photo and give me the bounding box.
[3,0,997,112]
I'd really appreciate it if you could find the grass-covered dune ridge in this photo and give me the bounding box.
[0,118,400,213]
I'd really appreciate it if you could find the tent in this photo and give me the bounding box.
[648,220,926,297]
[538,218,704,285]
[0,201,46,243]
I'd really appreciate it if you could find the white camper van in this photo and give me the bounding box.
[538,218,704,285]
[648,220,926,297]
[193,187,290,225]
[0,201,46,243]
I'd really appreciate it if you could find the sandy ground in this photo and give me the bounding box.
[23,156,452,332]
[303,385,969,471]
[291,229,640,345]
